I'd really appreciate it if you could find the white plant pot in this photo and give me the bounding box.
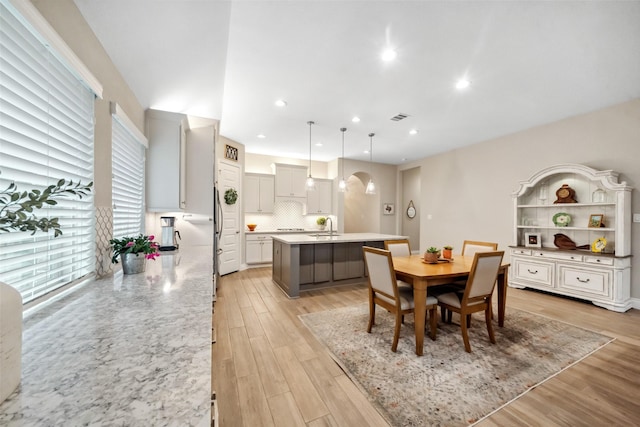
[0,281,22,404]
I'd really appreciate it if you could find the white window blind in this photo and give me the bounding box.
[112,105,146,239]
[0,1,96,303]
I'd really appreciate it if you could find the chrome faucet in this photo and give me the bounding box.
[326,217,334,235]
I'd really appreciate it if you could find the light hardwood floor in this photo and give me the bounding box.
[212,267,640,426]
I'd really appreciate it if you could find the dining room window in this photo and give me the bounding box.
[111,103,147,239]
[0,0,99,303]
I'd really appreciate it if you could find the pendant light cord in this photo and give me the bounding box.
[307,121,314,176]
[341,127,346,178]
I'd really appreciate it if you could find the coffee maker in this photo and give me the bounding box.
[159,216,181,251]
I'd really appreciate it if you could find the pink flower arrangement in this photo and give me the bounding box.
[109,233,160,264]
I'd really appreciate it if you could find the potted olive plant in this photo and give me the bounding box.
[423,246,441,263]
[0,175,92,404]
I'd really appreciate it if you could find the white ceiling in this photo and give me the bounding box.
[74,1,640,165]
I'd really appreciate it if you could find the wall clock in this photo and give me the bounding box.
[553,184,577,204]
[406,200,416,219]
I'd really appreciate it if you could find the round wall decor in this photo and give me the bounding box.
[406,200,416,218]
[224,188,238,205]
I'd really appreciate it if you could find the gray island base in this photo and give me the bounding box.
[272,233,407,297]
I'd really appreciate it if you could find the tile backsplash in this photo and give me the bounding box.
[244,201,337,231]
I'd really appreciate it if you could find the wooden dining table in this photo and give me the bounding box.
[392,254,510,356]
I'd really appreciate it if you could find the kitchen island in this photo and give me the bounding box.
[0,248,213,426]
[272,233,407,297]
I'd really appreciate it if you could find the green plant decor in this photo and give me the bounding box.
[109,234,160,264]
[426,247,440,254]
[316,217,327,226]
[224,188,238,205]
[0,178,93,237]
[443,245,453,250]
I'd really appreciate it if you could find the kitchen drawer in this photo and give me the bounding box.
[548,252,583,262]
[558,265,610,297]
[513,258,554,287]
[511,248,531,256]
[246,234,272,242]
[584,255,614,266]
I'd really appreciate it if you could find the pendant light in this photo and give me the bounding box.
[306,121,316,191]
[338,127,347,192]
[365,133,376,195]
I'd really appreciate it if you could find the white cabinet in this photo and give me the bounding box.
[274,163,307,201]
[510,163,632,312]
[306,179,332,215]
[246,234,273,264]
[185,126,215,215]
[146,109,188,211]
[244,173,275,213]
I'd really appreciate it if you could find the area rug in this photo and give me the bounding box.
[299,305,612,426]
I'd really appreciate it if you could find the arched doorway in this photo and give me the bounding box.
[343,172,379,233]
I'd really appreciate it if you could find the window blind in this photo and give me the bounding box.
[112,108,145,239]
[0,1,96,303]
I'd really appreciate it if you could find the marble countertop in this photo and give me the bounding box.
[272,232,407,244]
[0,247,213,426]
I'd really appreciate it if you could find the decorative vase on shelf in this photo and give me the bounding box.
[318,225,326,231]
[121,253,146,274]
[0,281,22,404]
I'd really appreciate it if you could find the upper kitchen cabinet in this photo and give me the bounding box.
[146,109,188,211]
[185,126,215,215]
[306,178,332,215]
[245,173,275,213]
[273,163,307,202]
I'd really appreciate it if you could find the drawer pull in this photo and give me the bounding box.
[527,269,538,274]
[576,277,590,283]
[596,259,601,263]
[570,256,576,260]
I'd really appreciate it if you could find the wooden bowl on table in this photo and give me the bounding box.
[247,224,257,232]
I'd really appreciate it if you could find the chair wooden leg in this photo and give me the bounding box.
[367,298,375,333]
[447,308,453,323]
[392,311,402,352]
[460,312,472,352]
[429,306,437,341]
[441,307,446,323]
[466,314,472,328]
[485,306,496,344]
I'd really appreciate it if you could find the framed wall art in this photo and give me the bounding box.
[383,203,395,215]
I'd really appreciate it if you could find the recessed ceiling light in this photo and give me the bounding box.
[257,134,266,139]
[455,78,471,90]
[352,116,360,123]
[409,129,418,135]
[381,48,397,62]
[274,99,287,107]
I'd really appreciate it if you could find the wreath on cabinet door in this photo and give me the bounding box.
[224,188,238,205]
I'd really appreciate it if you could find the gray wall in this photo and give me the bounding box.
[400,99,640,299]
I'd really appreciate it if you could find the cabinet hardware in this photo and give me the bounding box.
[596,259,601,262]
[576,277,590,283]
[527,269,538,274]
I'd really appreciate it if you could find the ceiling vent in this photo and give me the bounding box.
[390,113,409,121]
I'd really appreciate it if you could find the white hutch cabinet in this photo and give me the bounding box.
[510,163,632,312]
